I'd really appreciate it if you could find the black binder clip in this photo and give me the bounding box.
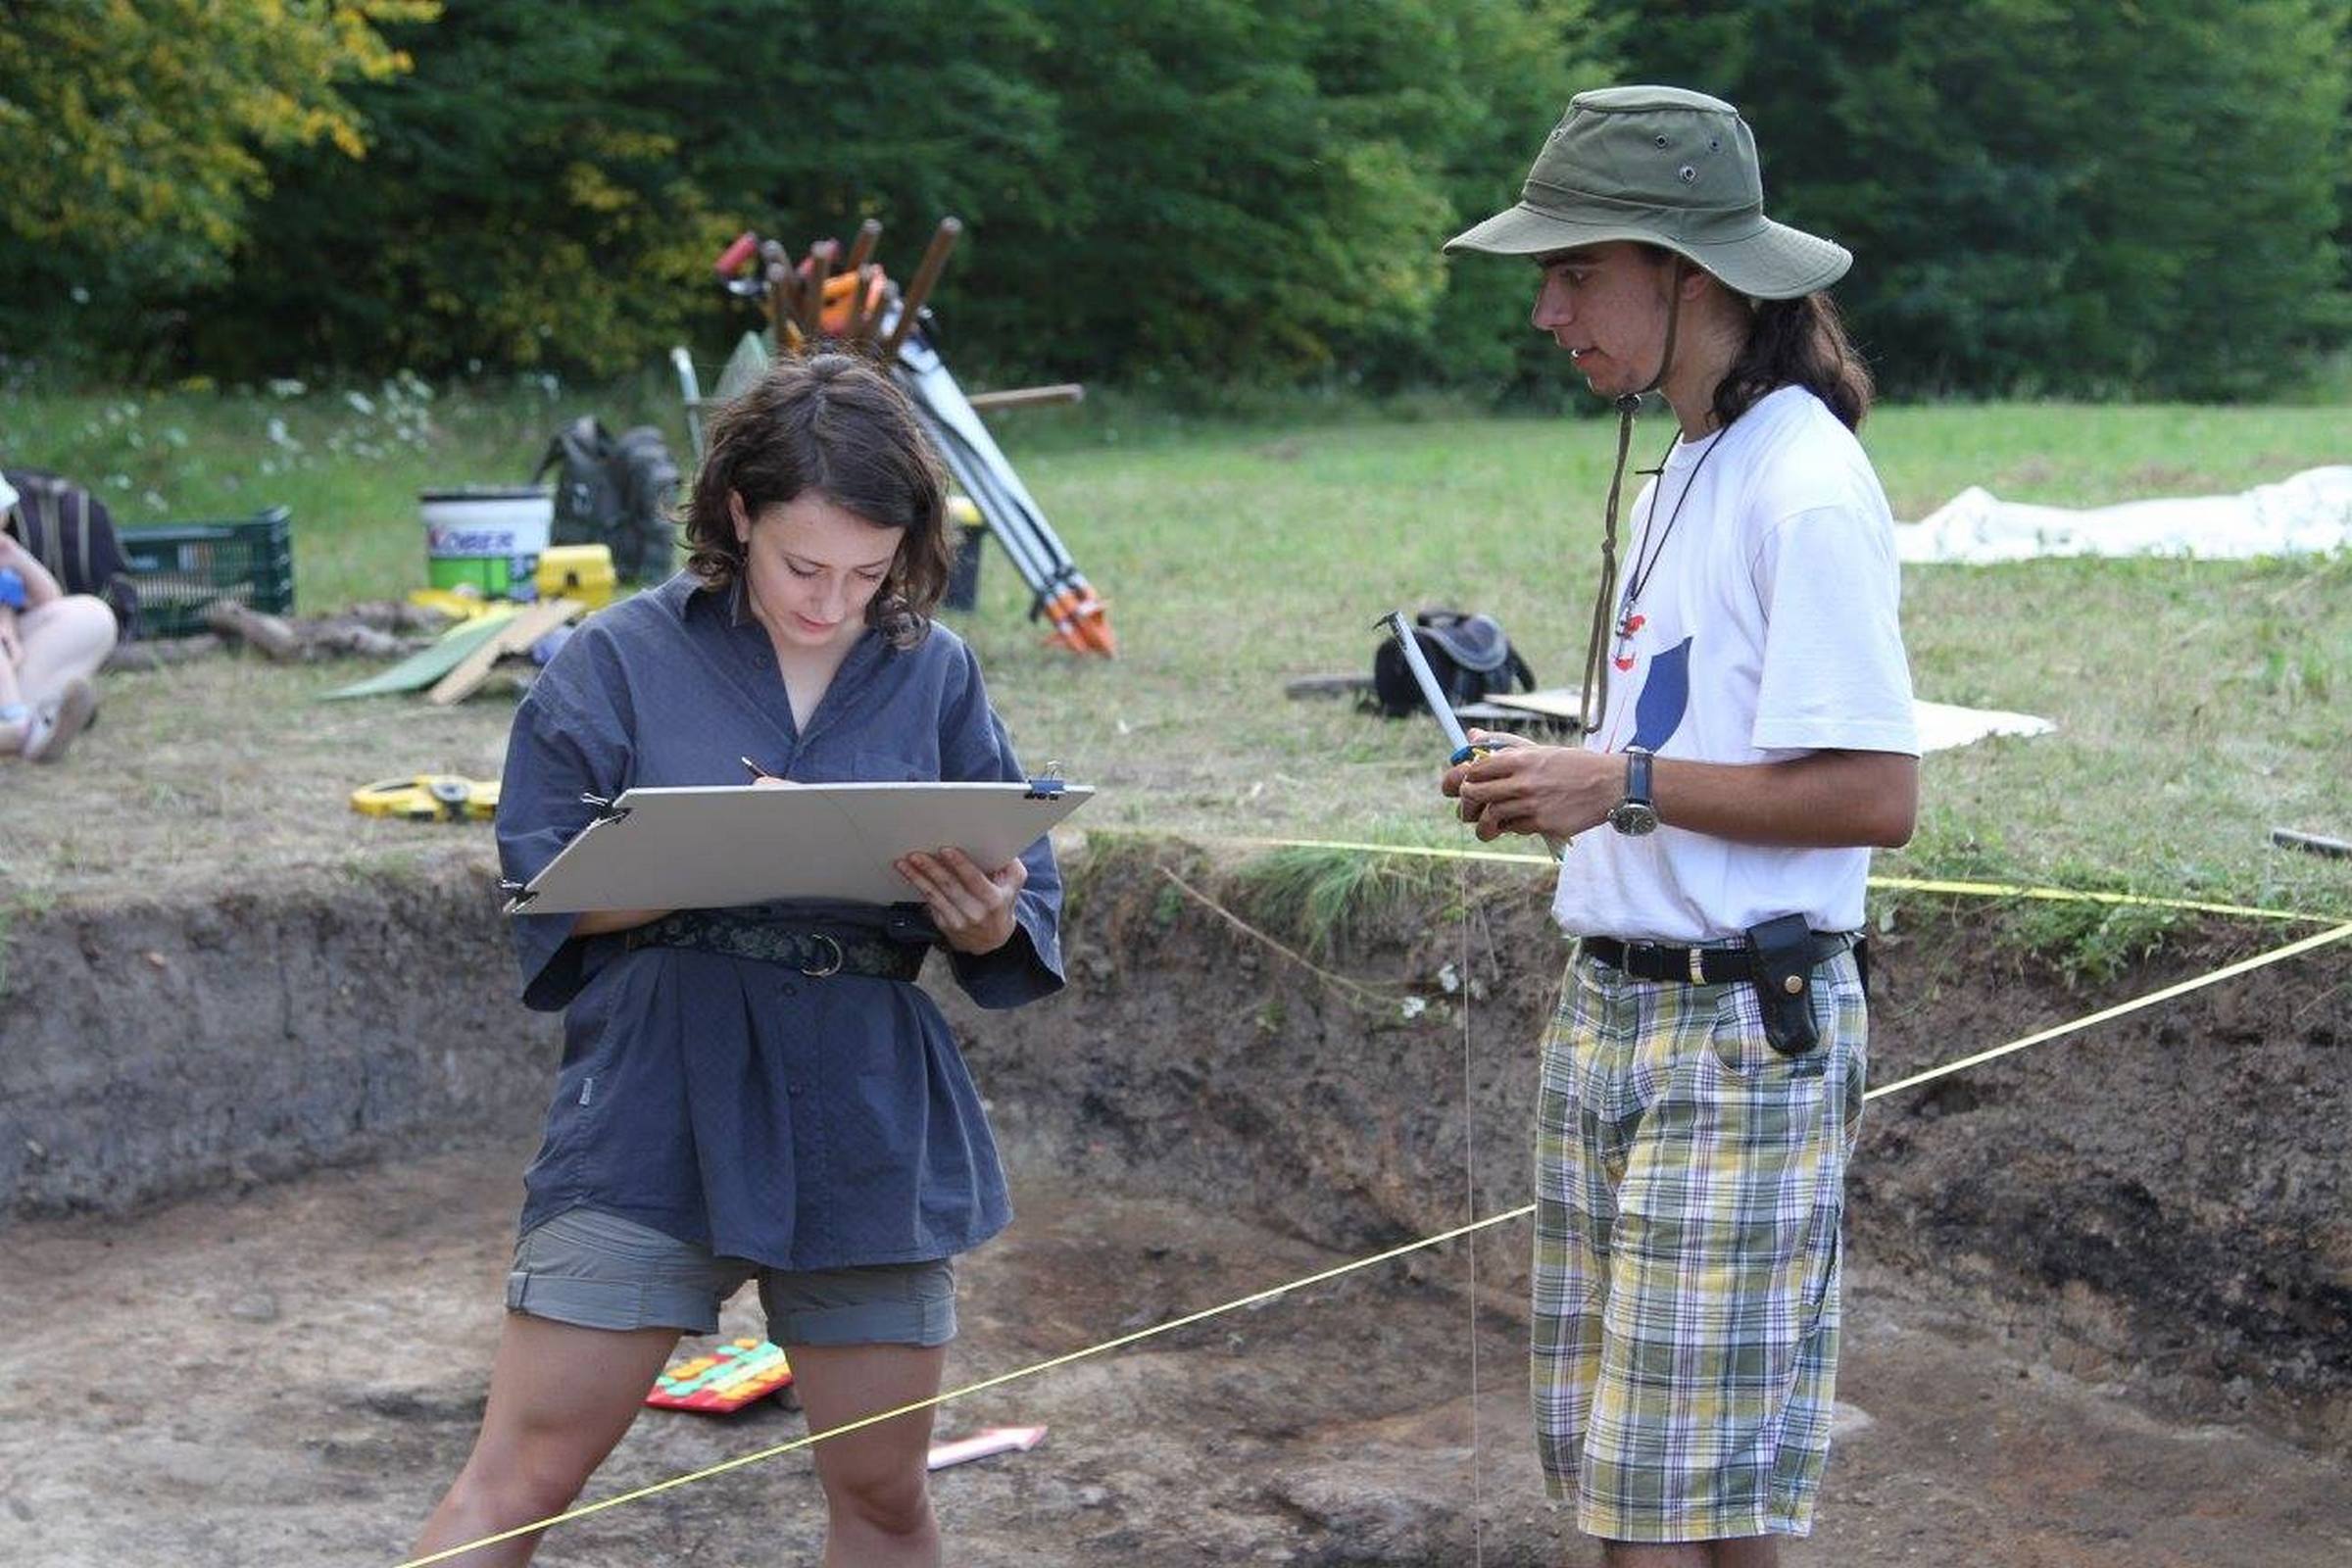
[1023,763,1066,801]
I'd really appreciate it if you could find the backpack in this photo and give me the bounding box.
[2,467,140,634]
[532,417,681,584]
[1372,610,1537,717]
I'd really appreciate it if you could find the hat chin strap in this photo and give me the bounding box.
[1577,262,1687,738]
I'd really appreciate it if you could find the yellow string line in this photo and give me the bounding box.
[397,900,2352,1564]
[393,1204,1534,1568]
[1865,919,2352,1101]
[1866,874,2333,926]
[1249,837,2343,925]
[1251,836,1554,868]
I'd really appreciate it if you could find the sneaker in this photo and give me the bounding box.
[24,678,98,763]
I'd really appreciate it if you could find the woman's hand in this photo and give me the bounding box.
[897,847,1026,955]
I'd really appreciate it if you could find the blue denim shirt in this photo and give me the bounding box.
[496,572,1064,1268]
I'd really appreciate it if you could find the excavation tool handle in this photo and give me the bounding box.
[843,263,881,341]
[797,240,841,335]
[844,218,883,273]
[881,217,963,359]
[966,383,1086,413]
[714,231,760,276]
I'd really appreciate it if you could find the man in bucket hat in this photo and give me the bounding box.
[1440,87,1920,1563]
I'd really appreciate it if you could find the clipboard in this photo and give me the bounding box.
[506,779,1094,914]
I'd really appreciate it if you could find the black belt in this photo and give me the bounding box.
[625,910,927,981]
[1583,931,1855,985]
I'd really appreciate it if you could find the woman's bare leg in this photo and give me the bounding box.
[13,595,115,702]
[410,1314,680,1565]
[2,595,115,760]
[789,1342,948,1568]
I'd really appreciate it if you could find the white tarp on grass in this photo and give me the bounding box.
[1913,700,2055,753]
[1894,466,2352,564]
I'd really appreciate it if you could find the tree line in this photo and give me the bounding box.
[3,0,2344,401]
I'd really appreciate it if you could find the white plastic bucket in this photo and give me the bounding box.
[420,487,553,559]
[419,487,553,595]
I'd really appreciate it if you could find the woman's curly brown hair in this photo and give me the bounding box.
[681,353,952,648]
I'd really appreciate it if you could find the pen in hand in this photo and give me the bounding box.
[742,756,793,788]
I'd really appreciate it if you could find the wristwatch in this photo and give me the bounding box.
[1607,747,1659,836]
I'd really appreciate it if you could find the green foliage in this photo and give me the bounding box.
[2003,895,2187,986]
[1233,845,1451,957]
[5,0,2346,397]
[968,0,1607,392]
[190,0,732,377]
[1601,0,2352,398]
[9,0,1611,392]
[0,0,434,373]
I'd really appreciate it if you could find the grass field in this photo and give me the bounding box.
[1,377,2346,934]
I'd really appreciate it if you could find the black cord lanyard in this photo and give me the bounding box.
[1610,423,1730,671]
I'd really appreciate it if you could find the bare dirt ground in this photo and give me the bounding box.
[4,1129,2350,1568]
[3,848,2346,1565]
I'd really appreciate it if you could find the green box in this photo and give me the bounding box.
[118,507,297,639]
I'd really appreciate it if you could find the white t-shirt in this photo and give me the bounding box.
[1552,385,1919,942]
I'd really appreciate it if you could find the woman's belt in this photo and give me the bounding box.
[625,909,928,980]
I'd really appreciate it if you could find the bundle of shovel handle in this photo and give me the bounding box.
[710,216,1115,658]
[714,217,965,363]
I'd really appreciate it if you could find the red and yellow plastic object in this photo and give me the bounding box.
[645,1338,795,1413]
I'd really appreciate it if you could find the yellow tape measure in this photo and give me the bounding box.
[350,774,500,823]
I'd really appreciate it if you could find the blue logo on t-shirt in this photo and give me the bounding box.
[1628,635,1693,753]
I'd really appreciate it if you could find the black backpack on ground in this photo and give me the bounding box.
[2,467,139,634]
[1372,610,1537,716]
[533,417,681,584]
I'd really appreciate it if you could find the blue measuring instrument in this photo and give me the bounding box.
[1378,611,1499,764]
[1379,611,1564,860]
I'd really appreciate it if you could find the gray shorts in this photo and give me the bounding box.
[507,1208,957,1348]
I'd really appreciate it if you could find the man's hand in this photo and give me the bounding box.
[1442,730,1620,842]
[897,846,1026,955]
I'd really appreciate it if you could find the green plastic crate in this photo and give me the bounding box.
[118,507,296,638]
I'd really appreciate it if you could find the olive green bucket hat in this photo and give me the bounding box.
[1446,84,1849,299]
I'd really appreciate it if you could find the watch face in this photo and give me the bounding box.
[1609,801,1659,836]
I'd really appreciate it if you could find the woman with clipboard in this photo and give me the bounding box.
[411,355,1066,1567]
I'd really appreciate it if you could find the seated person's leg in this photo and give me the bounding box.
[0,641,25,755]
[12,595,117,760]
[16,594,118,695]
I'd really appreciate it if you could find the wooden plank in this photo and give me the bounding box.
[1283,672,1374,700]
[1483,688,1589,721]
[966,383,1085,413]
[425,599,583,706]
[318,611,518,701]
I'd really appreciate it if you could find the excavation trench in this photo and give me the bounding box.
[2,838,2347,1566]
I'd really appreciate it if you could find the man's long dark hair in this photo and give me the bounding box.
[1712,291,1874,432]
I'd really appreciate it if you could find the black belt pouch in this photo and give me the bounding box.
[1743,913,1821,1056]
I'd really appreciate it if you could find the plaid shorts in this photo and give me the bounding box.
[1531,944,1867,1543]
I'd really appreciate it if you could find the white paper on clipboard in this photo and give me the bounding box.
[506,781,1094,915]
